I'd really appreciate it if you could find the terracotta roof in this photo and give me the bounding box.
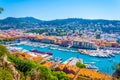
[77,68,113,80]
[56,64,66,70]
[67,73,75,79]
[43,62,57,68]
[33,56,43,61]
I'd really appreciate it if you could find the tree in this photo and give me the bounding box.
[0,39,3,42]
[0,44,9,57]
[8,54,57,80]
[53,71,70,80]
[9,38,15,41]
[96,34,101,39]
[28,66,57,80]
[8,54,70,80]
[8,54,39,74]
[0,7,3,13]
[76,62,86,68]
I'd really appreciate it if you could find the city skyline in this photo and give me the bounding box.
[0,0,120,20]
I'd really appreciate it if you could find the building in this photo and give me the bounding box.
[76,69,113,80]
[41,36,56,44]
[72,39,97,50]
[56,64,79,75]
[43,61,57,68]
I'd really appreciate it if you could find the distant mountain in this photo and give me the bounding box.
[0,17,120,33]
[0,17,43,29]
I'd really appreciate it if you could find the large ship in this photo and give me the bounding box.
[30,49,52,55]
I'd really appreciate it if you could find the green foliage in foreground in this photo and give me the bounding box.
[28,66,58,80]
[76,62,86,68]
[7,54,70,80]
[0,44,9,57]
[53,71,70,80]
[0,44,70,80]
[0,68,13,80]
[7,54,40,75]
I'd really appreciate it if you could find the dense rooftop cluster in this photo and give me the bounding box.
[0,29,120,50]
[9,50,113,80]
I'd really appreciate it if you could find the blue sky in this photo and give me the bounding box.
[0,0,120,20]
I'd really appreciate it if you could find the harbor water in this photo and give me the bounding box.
[15,43,120,75]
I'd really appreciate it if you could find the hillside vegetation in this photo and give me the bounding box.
[0,17,120,33]
[0,44,70,80]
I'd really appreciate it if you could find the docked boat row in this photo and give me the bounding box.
[49,47,78,52]
[18,41,49,48]
[7,47,23,52]
[78,49,116,58]
[25,41,59,48]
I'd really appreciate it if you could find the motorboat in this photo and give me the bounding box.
[110,54,115,57]
[87,64,98,71]
[53,57,62,62]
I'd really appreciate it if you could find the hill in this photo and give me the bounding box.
[0,17,43,29]
[0,17,120,33]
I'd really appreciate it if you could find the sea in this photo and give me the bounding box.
[15,43,120,75]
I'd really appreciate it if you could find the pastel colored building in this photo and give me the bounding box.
[41,36,56,44]
[72,39,98,50]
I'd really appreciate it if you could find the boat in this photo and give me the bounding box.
[70,50,77,52]
[110,54,115,57]
[54,57,62,62]
[49,47,57,50]
[46,52,52,55]
[87,64,98,71]
[58,48,69,52]
[39,46,46,48]
[29,49,52,55]
[78,49,85,54]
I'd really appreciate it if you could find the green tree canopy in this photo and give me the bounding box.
[8,54,39,75]
[0,44,9,57]
[28,66,58,80]
[96,34,101,39]
[76,62,86,68]
[53,71,70,80]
